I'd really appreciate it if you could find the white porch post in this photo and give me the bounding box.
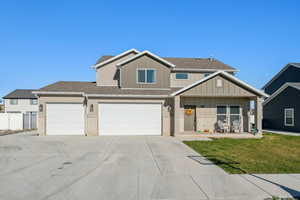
[255,97,263,134]
[174,96,181,136]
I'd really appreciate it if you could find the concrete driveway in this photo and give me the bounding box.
[0,133,299,200]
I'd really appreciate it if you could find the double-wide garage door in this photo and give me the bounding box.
[46,103,162,136]
[46,103,85,135]
[98,103,162,135]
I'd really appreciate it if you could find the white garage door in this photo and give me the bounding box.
[99,103,161,135]
[46,103,85,135]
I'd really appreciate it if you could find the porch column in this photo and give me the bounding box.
[174,95,181,136]
[255,97,263,134]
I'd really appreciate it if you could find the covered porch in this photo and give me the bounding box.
[173,96,263,136]
[171,71,267,137]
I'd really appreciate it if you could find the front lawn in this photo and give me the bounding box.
[184,133,300,174]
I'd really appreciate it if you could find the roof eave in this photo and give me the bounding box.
[262,63,300,90]
[172,68,238,72]
[85,94,169,98]
[92,49,139,69]
[263,82,300,105]
[32,91,85,96]
[171,70,269,98]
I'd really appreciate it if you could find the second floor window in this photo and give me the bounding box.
[30,99,38,105]
[175,73,188,79]
[10,99,18,105]
[204,73,211,77]
[137,69,156,84]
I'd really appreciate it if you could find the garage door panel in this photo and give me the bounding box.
[46,104,84,135]
[99,103,161,135]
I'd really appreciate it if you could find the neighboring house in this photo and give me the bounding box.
[0,104,4,112]
[34,49,267,136]
[263,63,300,132]
[3,89,38,129]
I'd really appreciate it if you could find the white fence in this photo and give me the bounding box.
[0,113,23,130]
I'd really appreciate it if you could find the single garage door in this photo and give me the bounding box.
[98,103,161,135]
[46,103,85,135]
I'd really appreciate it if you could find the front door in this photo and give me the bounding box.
[184,105,196,131]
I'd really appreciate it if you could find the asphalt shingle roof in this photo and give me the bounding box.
[291,63,300,67]
[3,89,37,99]
[39,81,181,95]
[289,82,300,90]
[96,55,236,71]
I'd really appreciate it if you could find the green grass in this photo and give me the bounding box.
[183,133,300,174]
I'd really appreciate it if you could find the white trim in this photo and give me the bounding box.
[175,72,189,80]
[262,63,300,90]
[32,91,84,95]
[96,84,118,86]
[136,68,157,84]
[116,50,176,68]
[172,68,238,72]
[171,70,269,97]
[284,108,294,126]
[85,94,169,98]
[263,83,300,105]
[93,49,139,69]
[121,88,171,91]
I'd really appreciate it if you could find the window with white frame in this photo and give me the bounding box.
[10,99,18,105]
[137,69,156,84]
[30,99,38,105]
[175,73,188,79]
[284,108,294,126]
[229,106,240,125]
[217,105,227,123]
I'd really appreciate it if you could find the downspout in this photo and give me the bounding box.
[83,94,88,136]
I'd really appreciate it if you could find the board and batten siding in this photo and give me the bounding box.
[182,75,256,97]
[96,52,137,86]
[263,86,300,132]
[170,72,205,87]
[264,65,300,95]
[120,55,171,89]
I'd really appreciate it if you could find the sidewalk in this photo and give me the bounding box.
[264,129,300,136]
[239,174,300,199]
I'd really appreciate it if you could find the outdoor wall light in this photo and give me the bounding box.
[90,104,94,112]
[39,104,43,112]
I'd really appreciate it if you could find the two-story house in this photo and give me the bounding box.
[34,49,267,136]
[263,63,300,132]
[3,89,38,129]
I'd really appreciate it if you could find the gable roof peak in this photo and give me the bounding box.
[262,63,300,90]
[171,70,268,97]
[93,48,139,69]
[116,50,176,68]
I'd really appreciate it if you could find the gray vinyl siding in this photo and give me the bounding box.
[263,86,300,132]
[182,75,256,97]
[120,55,170,89]
[264,66,300,95]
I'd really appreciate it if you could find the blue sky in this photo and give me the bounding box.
[0,0,299,98]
